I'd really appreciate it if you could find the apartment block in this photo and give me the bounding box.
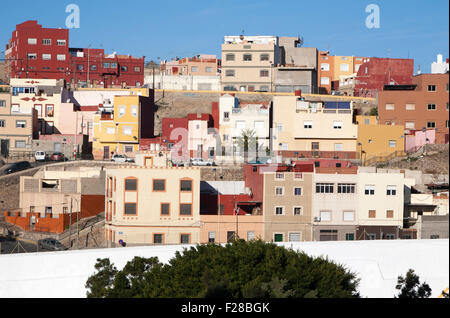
[271,94,357,159]
[104,165,201,245]
[4,166,105,234]
[221,35,280,92]
[356,115,405,162]
[356,170,405,240]
[10,78,62,135]
[161,55,219,76]
[262,164,314,242]
[218,94,270,162]
[378,73,449,144]
[0,89,37,156]
[92,88,154,160]
[313,171,358,241]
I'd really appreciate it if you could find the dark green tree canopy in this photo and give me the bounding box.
[395,269,432,298]
[86,240,360,298]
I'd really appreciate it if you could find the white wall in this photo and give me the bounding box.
[0,240,448,298]
[144,74,221,91]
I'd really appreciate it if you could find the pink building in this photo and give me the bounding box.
[405,129,436,152]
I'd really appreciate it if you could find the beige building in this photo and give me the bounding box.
[105,161,201,245]
[312,172,358,241]
[0,90,37,155]
[10,78,63,135]
[161,55,219,76]
[272,95,358,159]
[200,215,263,244]
[262,167,314,242]
[356,169,405,239]
[221,35,280,92]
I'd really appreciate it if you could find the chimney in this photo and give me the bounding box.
[437,54,443,64]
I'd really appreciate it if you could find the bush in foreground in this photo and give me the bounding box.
[86,239,360,298]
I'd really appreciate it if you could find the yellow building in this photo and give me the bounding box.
[356,115,405,163]
[92,88,154,160]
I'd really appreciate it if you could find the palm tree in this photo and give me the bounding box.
[235,129,266,163]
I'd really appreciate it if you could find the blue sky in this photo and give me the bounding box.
[1,0,448,73]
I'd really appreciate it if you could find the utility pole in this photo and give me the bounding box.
[69,197,72,249]
[87,45,91,87]
[76,200,79,249]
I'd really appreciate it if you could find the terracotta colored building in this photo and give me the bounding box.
[354,57,414,98]
[378,73,449,144]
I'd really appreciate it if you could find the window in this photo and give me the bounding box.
[293,207,302,216]
[106,127,115,134]
[260,70,269,77]
[385,104,395,110]
[124,203,136,215]
[109,63,117,69]
[316,183,334,193]
[289,232,301,242]
[275,187,284,196]
[320,77,330,85]
[430,235,440,239]
[56,54,66,61]
[208,232,216,243]
[427,122,436,128]
[389,140,396,148]
[338,183,355,193]
[334,143,343,152]
[247,231,255,241]
[320,211,331,221]
[276,123,283,132]
[16,120,26,128]
[28,38,37,45]
[340,63,349,72]
[134,66,141,72]
[275,172,284,180]
[365,185,375,195]
[153,234,163,244]
[191,66,198,72]
[294,173,303,179]
[227,231,236,242]
[427,85,436,92]
[225,70,235,77]
[406,103,415,110]
[226,54,235,61]
[153,179,166,191]
[346,233,354,240]
[260,85,269,92]
[274,233,283,242]
[180,234,191,244]
[42,54,51,60]
[368,210,376,218]
[42,39,51,45]
[121,66,128,72]
[57,39,66,46]
[405,121,415,129]
[304,121,313,129]
[367,233,376,240]
[124,146,133,153]
[0,120,5,128]
[320,63,330,71]
[386,210,394,218]
[260,54,269,61]
[91,64,97,71]
[103,63,110,69]
[0,100,6,107]
[119,106,126,118]
[122,127,132,135]
[46,105,54,117]
[294,187,302,196]
[180,204,192,216]
[386,185,397,196]
[446,120,449,128]
[125,179,137,191]
[427,104,436,110]
[15,140,26,148]
[243,54,252,61]
[333,121,343,129]
[343,211,355,221]
[180,180,192,192]
[131,106,137,117]
[77,64,83,71]
[11,104,20,113]
[275,207,284,215]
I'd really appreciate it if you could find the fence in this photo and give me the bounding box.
[364,150,407,166]
[4,151,34,162]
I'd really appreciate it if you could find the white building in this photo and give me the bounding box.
[431,54,449,74]
[144,74,221,91]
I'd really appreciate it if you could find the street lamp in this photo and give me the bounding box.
[64,195,80,249]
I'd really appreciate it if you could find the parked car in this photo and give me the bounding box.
[38,238,68,251]
[190,158,215,166]
[35,151,48,162]
[4,161,32,174]
[50,152,66,162]
[111,154,134,163]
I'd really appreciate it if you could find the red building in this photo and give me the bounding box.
[5,21,144,88]
[354,57,414,97]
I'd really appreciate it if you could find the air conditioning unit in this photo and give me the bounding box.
[314,217,321,222]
